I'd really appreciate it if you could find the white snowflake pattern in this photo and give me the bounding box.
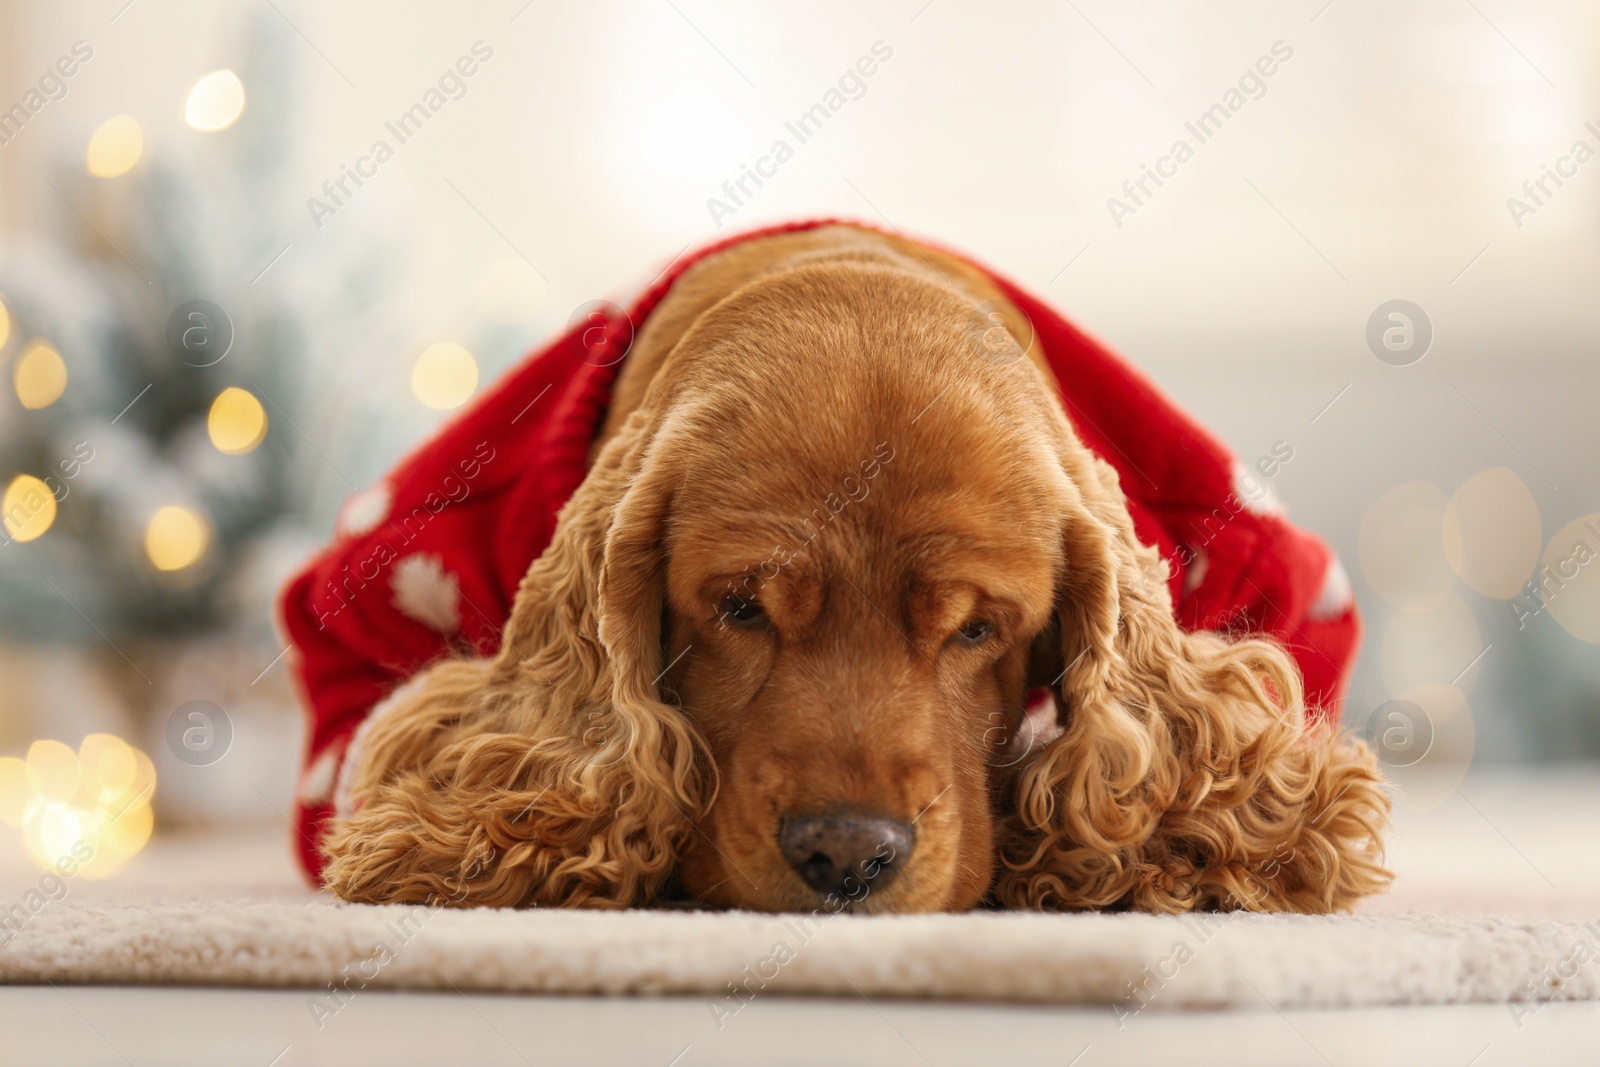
[391,552,462,634]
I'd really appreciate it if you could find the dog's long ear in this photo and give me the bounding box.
[992,419,1391,914]
[321,403,708,909]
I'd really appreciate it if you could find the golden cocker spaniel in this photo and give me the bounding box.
[319,225,1390,915]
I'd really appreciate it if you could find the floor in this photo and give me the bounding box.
[6,986,1600,1067]
[4,766,1600,1066]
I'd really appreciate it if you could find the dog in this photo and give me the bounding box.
[305,223,1390,914]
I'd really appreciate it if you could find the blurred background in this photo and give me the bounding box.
[0,0,1596,879]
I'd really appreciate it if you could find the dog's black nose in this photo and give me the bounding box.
[779,812,914,898]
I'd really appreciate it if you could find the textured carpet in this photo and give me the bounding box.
[4,899,1599,1016]
[5,769,1600,1015]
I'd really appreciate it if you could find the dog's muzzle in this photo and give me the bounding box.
[779,810,914,899]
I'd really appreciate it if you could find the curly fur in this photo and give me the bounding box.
[321,405,713,908]
[992,427,1390,912]
[321,224,1389,914]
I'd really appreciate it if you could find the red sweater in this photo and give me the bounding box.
[278,220,1359,885]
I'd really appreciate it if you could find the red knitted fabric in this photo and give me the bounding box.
[278,220,1358,885]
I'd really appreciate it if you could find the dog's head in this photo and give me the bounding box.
[323,251,1389,915]
[632,263,1070,912]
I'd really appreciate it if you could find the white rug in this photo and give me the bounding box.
[4,769,1599,1017]
[3,900,1598,1018]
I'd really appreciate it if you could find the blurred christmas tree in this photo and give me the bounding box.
[0,6,398,655]
[0,4,415,825]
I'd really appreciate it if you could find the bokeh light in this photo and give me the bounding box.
[1385,685,1476,812]
[184,69,246,132]
[1381,594,1485,696]
[1442,467,1541,599]
[1359,482,1455,612]
[25,739,81,802]
[13,338,68,410]
[476,258,547,324]
[1,734,156,877]
[24,802,86,869]
[144,505,209,571]
[411,342,478,409]
[207,386,268,454]
[0,294,11,350]
[2,474,57,542]
[85,115,144,178]
[1542,514,1600,643]
[78,732,137,804]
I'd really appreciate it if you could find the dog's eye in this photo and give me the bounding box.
[956,620,995,646]
[718,595,767,628]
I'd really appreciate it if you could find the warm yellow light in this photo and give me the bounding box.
[1443,467,1541,600]
[207,386,268,454]
[1542,515,1600,643]
[476,258,547,324]
[1359,482,1455,612]
[411,342,478,410]
[25,739,81,803]
[95,799,153,871]
[86,114,144,178]
[7,734,157,877]
[2,474,57,542]
[144,505,209,571]
[14,338,67,410]
[128,746,156,804]
[0,295,11,350]
[184,69,246,132]
[78,733,137,805]
[24,800,88,869]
